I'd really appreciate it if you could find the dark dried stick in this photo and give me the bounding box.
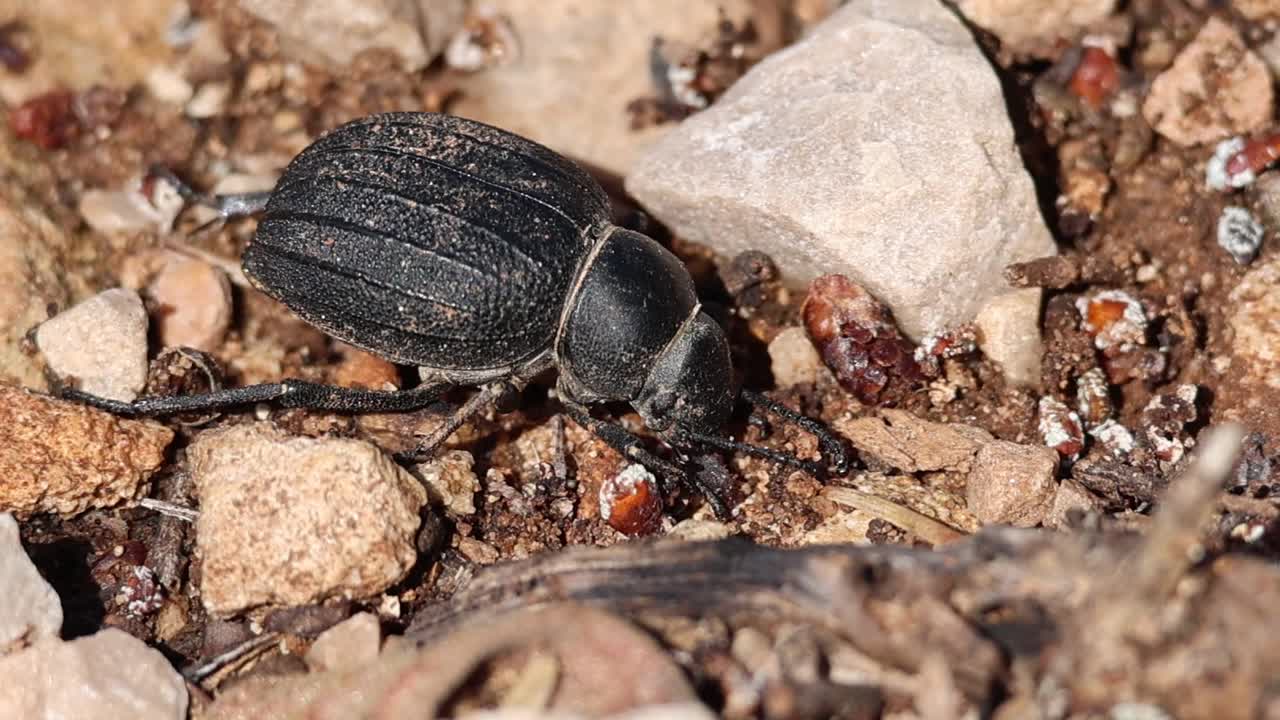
[408,537,1004,699]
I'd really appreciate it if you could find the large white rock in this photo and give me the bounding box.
[0,514,61,657]
[626,0,1056,342]
[0,629,187,719]
[237,0,464,72]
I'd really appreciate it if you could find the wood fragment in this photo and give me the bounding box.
[1004,254,1132,289]
[401,428,1277,719]
[139,497,199,523]
[1117,424,1244,607]
[184,631,280,685]
[409,537,1003,700]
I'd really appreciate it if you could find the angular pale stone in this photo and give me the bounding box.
[1046,478,1104,529]
[237,0,464,71]
[450,0,756,176]
[974,288,1044,386]
[0,514,61,656]
[1142,18,1273,147]
[189,423,427,616]
[626,0,1056,340]
[0,629,187,720]
[35,288,149,403]
[305,612,381,673]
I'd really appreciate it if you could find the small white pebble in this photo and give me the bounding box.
[378,594,401,619]
[1088,419,1134,457]
[599,463,656,522]
[1076,290,1147,352]
[1216,206,1263,265]
[1206,136,1251,191]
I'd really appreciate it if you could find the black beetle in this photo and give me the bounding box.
[66,112,846,513]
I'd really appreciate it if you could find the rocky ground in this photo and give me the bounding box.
[0,1,1279,718]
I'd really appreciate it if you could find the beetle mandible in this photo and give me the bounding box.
[66,112,847,514]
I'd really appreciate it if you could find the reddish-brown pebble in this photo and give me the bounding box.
[599,464,663,536]
[0,386,172,518]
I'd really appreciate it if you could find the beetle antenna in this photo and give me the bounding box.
[679,429,825,476]
[738,389,850,474]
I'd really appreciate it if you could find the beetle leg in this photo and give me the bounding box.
[561,401,731,518]
[550,413,569,483]
[60,379,449,417]
[150,165,272,225]
[678,430,825,476]
[402,381,515,462]
[739,389,850,475]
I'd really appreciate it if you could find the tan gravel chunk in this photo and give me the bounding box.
[189,423,427,616]
[306,612,382,673]
[966,441,1059,528]
[958,0,1115,56]
[836,410,993,473]
[767,327,829,388]
[147,255,233,352]
[236,0,464,72]
[1142,17,1273,146]
[413,450,479,515]
[0,386,172,518]
[1046,479,1105,530]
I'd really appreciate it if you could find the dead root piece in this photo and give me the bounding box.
[202,605,700,720]
[401,425,1277,719]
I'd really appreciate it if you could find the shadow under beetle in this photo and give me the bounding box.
[65,112,847,515]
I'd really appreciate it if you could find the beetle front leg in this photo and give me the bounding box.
[61,379,449,417]
[150,165,272,226]
[560,401,731,519]
[739,389,850,475]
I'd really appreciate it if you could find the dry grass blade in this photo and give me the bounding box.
[824,486,966,545]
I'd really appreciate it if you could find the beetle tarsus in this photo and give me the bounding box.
[61,380,448,417]
[681,429,826,477]
[402,381,516,462]
[740,389,850,475]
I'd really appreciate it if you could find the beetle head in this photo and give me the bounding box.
[634,311,735,438]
